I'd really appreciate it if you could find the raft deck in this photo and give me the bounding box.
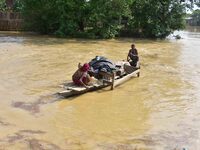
[58,67,140,98]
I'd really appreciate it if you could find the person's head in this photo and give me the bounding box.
[131,44,135,49]
[81,63,90,72]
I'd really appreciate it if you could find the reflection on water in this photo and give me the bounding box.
[0,27,200,149]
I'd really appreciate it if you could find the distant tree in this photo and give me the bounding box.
[21,0,90,36]
[6,0,14,9]
[88,0,131,38]
[190,9,200,25]
[21,0,131,38]
[21,0,58,33]
[195,2,200,7]
[55,0,91,37]
[125,0,186,38]
[13,0,23,12]
[0,0,6,11]
[0,0,23,11]
[20,0,193,38]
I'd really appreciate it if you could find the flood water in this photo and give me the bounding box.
[0,26,200,150]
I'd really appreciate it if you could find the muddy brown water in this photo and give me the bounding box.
[0,27,200,150]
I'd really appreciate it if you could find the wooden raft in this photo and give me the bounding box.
[58,66,140,98]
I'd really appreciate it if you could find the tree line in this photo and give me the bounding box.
[188,9,200,25]
[0,0,198,38]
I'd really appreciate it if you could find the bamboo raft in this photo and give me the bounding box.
[58,64,140,98]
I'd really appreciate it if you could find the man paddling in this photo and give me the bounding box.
[127,44,139,68]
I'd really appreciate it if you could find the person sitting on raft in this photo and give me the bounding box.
[127,44,139,68]
[72,63,91,89]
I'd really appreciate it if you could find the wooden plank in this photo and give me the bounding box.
[58,83,110,97]
[114,69,140,88]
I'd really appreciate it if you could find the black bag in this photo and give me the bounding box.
[89,56,116,79]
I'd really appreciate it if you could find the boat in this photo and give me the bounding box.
[58,63,140,98]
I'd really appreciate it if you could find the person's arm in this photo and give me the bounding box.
[78,63,82,69]
[80,80,89,89]
[79,77,89,89]
[127,51,131,61]
[79,72,89,89]
[135,48,138,55]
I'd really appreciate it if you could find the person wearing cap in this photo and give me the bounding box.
[72,63,91,88]
[127,44,139,67]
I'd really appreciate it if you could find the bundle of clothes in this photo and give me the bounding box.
[88,56,117,79]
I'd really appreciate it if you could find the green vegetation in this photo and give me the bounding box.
[0,0,6,11]
[0,0,193,38]
[0,0,22,12]
[195,2,200,7]
[13,0,23,12]
[125,0,185,38]
[0,0,22,11]
[190,9,200,26]
[21,0,131,38]
[87,0,131,38]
